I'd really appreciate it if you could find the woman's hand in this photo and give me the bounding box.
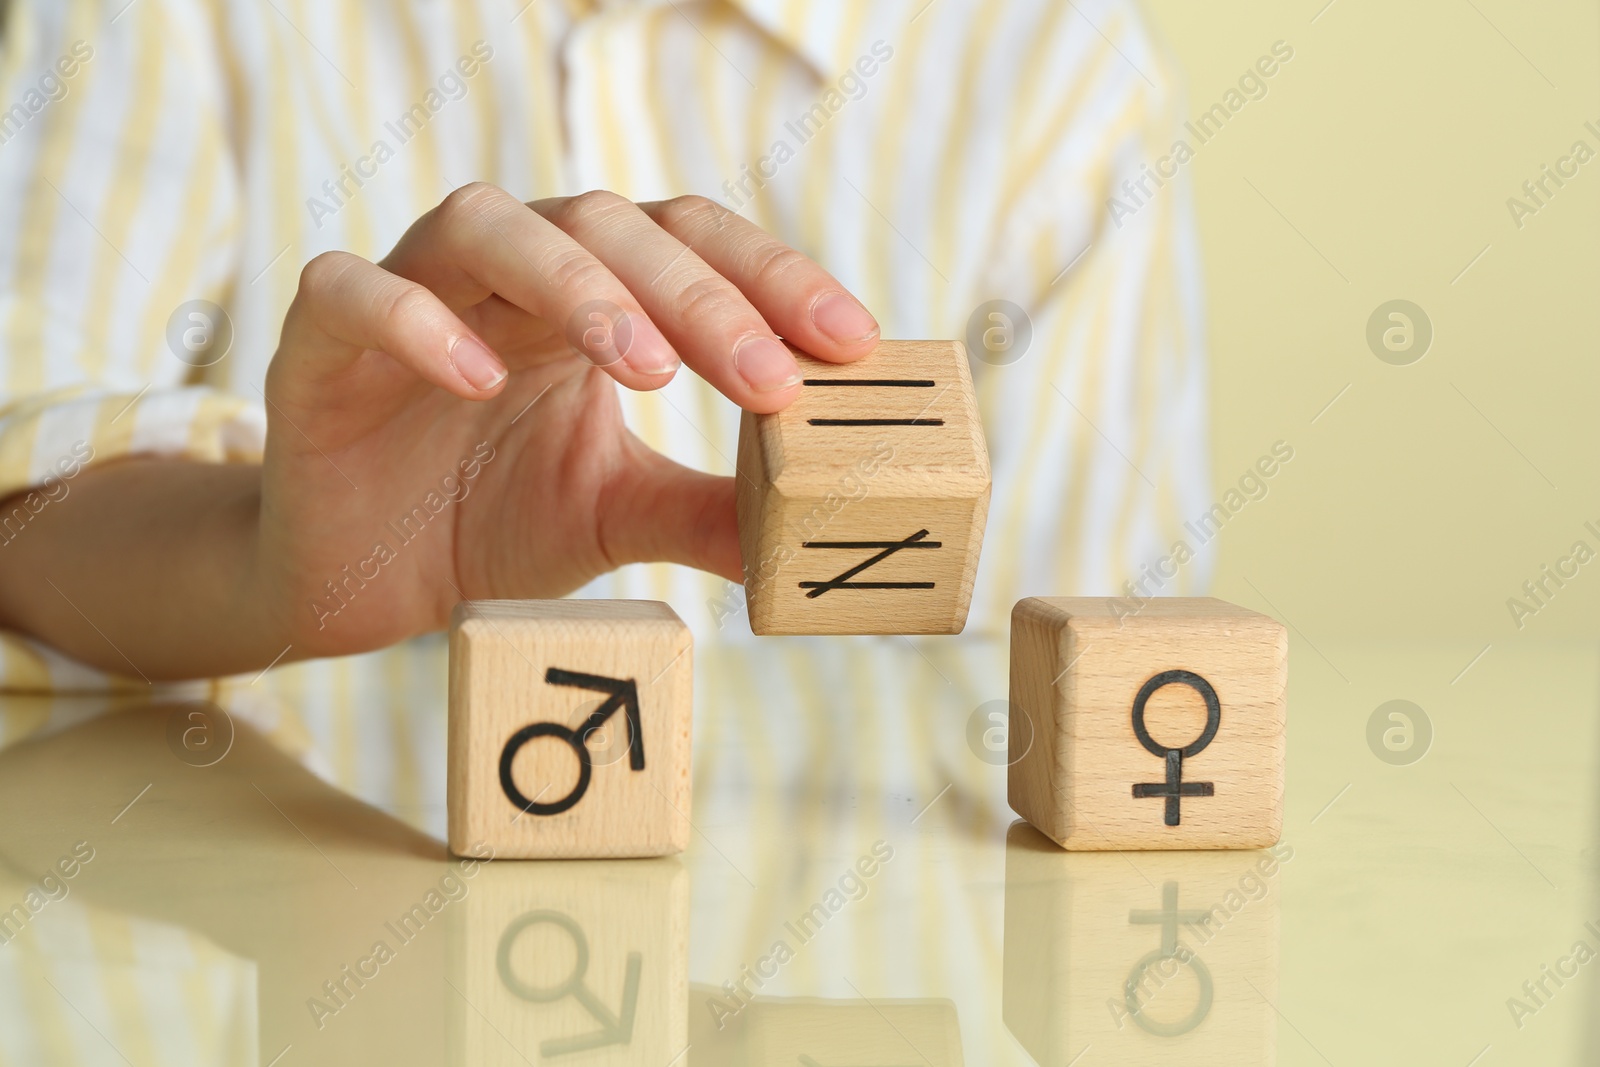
[0,186,878,679]
[258,185,879,659]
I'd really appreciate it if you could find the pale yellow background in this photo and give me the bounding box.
[1143,0,1599,640]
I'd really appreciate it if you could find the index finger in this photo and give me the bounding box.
[639,196,880,363]
[380,184,684,392]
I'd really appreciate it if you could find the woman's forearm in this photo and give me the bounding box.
[0,459,283,681]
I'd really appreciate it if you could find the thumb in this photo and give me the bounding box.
[599,442,742,584]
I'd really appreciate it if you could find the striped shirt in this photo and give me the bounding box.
[0,1,1207,1058]
[0,0,1209,692]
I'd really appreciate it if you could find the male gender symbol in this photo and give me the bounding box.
[1130,669,1220,826]
[499,668,645,817]
[496,909,641,1056]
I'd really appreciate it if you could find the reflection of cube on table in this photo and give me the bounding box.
[1008,597,1286,850]
[736,340,991,635]
[746,997,964,1066]
[448,857,688,1067]
[1003,822,1286,1065]
[447,600,692,859]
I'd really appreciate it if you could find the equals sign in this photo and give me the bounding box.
[802,378,944,426]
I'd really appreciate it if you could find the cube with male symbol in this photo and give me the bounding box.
[447,600,692,859]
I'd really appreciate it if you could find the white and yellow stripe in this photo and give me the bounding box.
[0,0,1209,697]
[0,4,1208,1053]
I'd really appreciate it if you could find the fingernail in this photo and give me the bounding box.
[810,292,879,344]
[451,336,506,391]
[622,315,681,376]
[734,335,802,393]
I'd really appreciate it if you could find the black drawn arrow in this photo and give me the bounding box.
[546,668,645,772]
[543,951,642,1057]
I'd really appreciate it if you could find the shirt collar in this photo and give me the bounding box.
[585,0,839,79]
[725,0,838,78]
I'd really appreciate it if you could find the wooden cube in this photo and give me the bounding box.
[449,857,688,1065]
[688,991,964,1066]
[744,997,964,1066]
[735,340,991,635]
[1003,821,1286,1063]
[1008,597,1286,850]
[447,600,692,859]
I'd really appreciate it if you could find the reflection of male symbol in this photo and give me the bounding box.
[1123,882,1213,1038]
[496,909,641,1057]
[1130,669,1220,826]
[499,668,645,817]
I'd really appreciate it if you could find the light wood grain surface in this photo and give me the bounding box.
[736,340,991,635]
[447,600,692,859]
[743,997,964,1066]
[1008,597,1286,850]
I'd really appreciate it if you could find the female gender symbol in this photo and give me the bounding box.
[1130,669,1220,826]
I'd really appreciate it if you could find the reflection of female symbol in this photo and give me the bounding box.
[496,909,641,1057]
[1123,881,1213,1036]
[499,668,645,817]
[1123,947,1214,1037]
[1130,669,1219,826]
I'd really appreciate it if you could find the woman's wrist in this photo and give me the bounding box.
[0,458,292,681]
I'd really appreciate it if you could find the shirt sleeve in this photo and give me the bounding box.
[968,2,1213,631]
[0,0,258,692]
